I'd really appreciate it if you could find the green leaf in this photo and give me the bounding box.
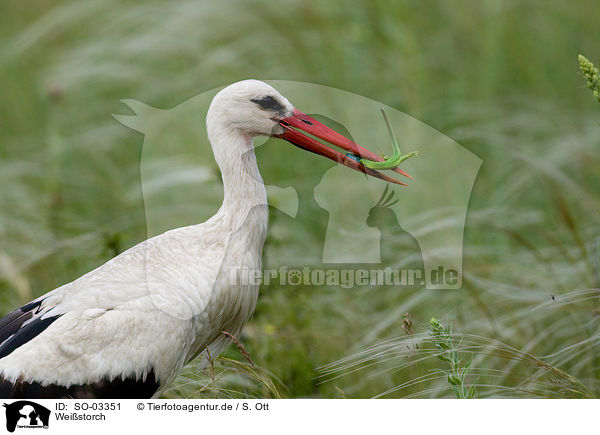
[448,374,461,386]
[467,386,477,399]
[461,359,473,383]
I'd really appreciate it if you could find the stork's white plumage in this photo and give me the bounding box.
[0,80,408,398]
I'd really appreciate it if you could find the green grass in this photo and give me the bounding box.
[1,0,599,398]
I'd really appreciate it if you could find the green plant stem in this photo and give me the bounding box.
[428,317,477,399]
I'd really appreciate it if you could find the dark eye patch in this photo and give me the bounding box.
[251,95,285,113]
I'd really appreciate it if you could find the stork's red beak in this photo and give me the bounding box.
[275,109,412,186]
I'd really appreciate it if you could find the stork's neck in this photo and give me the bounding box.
[212,130,268,231]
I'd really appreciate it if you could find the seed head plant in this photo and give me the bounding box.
[428,317,477,399]
[578,54,600,103]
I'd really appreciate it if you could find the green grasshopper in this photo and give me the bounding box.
[359,108,421,170]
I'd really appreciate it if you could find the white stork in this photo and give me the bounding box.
[0,80,408,398]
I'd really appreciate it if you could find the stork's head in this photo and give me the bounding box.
[207,80,410,185]
[207,80,293,138]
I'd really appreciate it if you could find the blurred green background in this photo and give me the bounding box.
[1,0,599,398]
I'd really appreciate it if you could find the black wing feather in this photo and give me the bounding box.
[0,299,60,359]
[0,310,33,345]
[0,372,160,399]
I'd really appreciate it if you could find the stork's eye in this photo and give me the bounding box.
[251,95,285,113]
